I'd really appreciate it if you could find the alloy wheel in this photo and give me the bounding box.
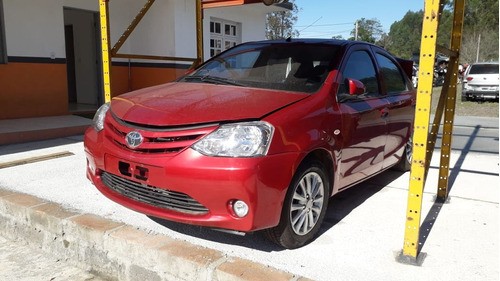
[289,172,325,236]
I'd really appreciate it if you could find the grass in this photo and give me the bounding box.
[431,86,499,118]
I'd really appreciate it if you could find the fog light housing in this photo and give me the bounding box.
[232,200,249,218]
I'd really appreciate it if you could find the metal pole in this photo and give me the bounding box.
[195,0,204,67]
[99,0,112,103]
[401,0,443,261]
[437,0,465,200]
[476,33,481,62]
[355,20,358,40]
[111,0,156,56]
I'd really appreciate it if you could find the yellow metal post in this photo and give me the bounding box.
[437,0,465,200]
[402,0,444,259]
[99,0,112,103]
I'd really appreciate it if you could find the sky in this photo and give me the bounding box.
[294,0,425,39]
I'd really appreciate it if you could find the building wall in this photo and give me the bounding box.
[0,59,67,119]
[0,0,67,119]
[0,0,276,119]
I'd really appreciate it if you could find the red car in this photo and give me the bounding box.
[85,39,415,249]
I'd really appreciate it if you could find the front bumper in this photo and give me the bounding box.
[84,127,300,232]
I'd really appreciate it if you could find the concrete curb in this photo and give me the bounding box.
[0,189,309,281]
[0,115,91,145]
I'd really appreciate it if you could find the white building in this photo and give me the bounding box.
[0,0,288,119]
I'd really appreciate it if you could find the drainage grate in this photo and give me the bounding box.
[0,151,75,169]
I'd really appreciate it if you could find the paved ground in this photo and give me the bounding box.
[0,235,104,281]
[0,117,498,280]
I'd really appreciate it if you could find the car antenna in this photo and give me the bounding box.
[286,36,292,42]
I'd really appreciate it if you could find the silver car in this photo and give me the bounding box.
[462,62,499,101]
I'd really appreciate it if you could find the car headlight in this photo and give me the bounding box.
[92,102,110,131]
[192,121,274,157]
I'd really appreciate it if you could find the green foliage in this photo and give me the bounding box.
[266,1,300,39]
[348,18,385,43]
[461,0,499,62]
[384,0,498,62]
[386,10,423,59]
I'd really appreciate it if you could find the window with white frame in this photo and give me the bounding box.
[0,0,7,64]
[209,18,241,58]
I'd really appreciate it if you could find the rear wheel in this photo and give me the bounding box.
[265,160,329,249]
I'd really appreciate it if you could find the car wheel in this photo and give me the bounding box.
[265,160,329,249]
[394,134,412,172]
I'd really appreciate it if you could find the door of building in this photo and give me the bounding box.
[63,8,102,111]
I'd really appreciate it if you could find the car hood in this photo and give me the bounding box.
[110,82,308,126]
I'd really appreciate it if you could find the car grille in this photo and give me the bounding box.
[105,114,218,154]
[101,172,209,215]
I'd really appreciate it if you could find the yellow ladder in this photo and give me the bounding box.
[97,0,202,103]
[399,0,465,264]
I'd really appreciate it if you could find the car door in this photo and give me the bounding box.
[372,49,416,168]
[336,46,389,189]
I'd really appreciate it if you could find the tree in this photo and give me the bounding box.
[265,1,299,39]
[387,0,498,62]
[386,9,452,60]
[349,18,385,44]
[386,11,423,59]
[460,0,499,62]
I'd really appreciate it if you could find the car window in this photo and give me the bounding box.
[375,53,408,94]
[469,64,499,74]
[338,50,380,101]
[183,43,339,93]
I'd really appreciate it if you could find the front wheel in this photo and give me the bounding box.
[265,160,330,249]
[394,134,412,172]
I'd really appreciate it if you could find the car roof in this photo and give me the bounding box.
[470,62,499,65]
[243,38,368,48]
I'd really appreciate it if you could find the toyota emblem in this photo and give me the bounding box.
[125,131,143,149]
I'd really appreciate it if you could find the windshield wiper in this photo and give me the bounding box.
[184,75,245,86]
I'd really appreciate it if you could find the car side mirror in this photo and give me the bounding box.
[346,78,366,96]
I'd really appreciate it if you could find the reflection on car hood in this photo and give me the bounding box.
[111,82,308,126]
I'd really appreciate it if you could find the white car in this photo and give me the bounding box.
[462,62,499,101]
[412,65,418,88]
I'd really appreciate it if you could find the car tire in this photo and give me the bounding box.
[265,160,329,249]
[394,135,412,172]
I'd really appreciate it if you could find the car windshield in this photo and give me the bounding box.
[182,42,340,93]
[469,64,499,74]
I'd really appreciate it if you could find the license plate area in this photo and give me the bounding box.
[105,154,160,183]
[118,161,149,180]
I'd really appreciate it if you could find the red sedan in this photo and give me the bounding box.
[84,39,415,249]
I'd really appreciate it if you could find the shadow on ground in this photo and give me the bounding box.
[0,136,83,156]
[149,168,406,252]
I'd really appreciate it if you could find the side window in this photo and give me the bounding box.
[339,50,379,100]
[0,0,7,64]
[376,53,408,94]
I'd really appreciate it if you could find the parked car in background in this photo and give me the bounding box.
[462,62,499,101]
[84,39,416,249]
[412,64,419,88]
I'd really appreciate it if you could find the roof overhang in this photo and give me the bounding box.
[202,0,291,10]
